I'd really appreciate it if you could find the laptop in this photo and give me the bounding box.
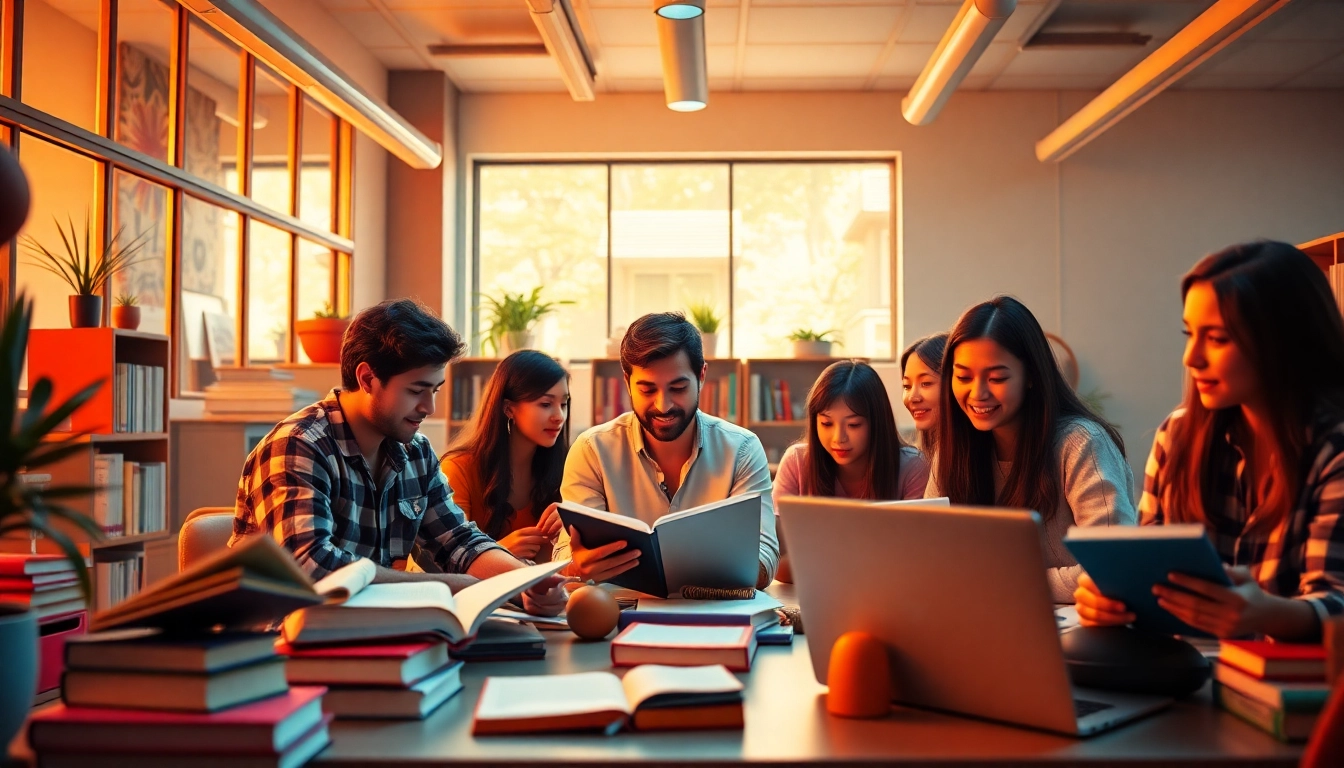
[776,497,1172,736]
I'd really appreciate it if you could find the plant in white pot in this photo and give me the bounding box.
[21,215,148,329]
[687,302,722,359]
[479,288,573,357]
[0,293,104,747]
[788,328,838,359]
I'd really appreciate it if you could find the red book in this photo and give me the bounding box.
[0,585,81,607]
[277,638,451,686]
[611,623,757,672]
[28,686,328,754]
[1220,640,1327,681]
[0,573,78,591]
[0,553,76,576]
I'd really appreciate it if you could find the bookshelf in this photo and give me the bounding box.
[445,358,502,445]
[742,358,837,466]
[589,358,742,426]
[1301,232,1344,315]
[7,328,172,612]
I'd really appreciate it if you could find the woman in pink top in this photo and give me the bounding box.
[772,360,930,582]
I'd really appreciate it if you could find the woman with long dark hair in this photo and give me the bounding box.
[901,333,948,455]
[771,361,929,582]
[928,296,1136,602]
[441,351,570,561]
[1076,242,1344,640]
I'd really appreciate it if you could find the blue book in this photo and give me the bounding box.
[1063,524,1231,637]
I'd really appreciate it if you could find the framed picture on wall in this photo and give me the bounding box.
[203,311,237,369]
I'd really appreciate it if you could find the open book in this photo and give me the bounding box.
[472,664,744,735]
[90,536,324,633]
[281,559,568,646]
[558,494,761,598]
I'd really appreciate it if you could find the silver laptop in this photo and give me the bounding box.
[777,497,1172,736]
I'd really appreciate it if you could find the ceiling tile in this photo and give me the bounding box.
[1278,67,1344,88]
[996,2,1053,43]
[1202,40,1344,75]
[970,40,1018,76]
[604,78,667,91]
[367,46,430,69]
[743,43,885,78]
[1248,0,1344,41]
[589,0,737,6]
[333,10,411,48]
[442,55,566,80]
[899,5,958,44]
[454,78,568,93]
[989,72,1118,89]
[385,0,523,7]
[746,6,905,44]
[1177,72,1290,88]
[590,7,739,46]
[392,7,541,45]
[319,0,373,11]
[598,44,737,78]
[880,43,938,76]
[1036,2,1210,40]
[998,47,1149,76]
[873,75,917,90]
[959,74,995,90]
[741,77,869,91]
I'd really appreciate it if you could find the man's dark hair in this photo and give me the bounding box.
[341,299,465,389]
[619,312,704,379]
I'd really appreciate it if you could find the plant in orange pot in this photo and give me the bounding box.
[21,215,148,329]
[295,303,349,364]
[111,293,141,330]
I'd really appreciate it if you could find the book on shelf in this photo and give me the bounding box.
[278,638,451,687]
[592,375,633,424]
[1219,640,1327,681]
[611,623,757,671]
[472,664,744,735]
[1214,679,1319,741]
[618,592,784,630]
[120,460,167,537]
[1213,662,1332,712]
[33,716,332,768]
[281,558,567,647]
[28,685,327,755]
[62,657,290,713]
[65,629,278,674]
[321,662,464,720]
[557,494,762,598]
[113,362,165,433]
[1062,523,1231,637]
[212,367,295,383]
[93,453,124,536]
[94,558,143,612]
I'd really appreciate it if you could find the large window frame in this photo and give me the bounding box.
[469,158,901,361]
[0,0,355,394]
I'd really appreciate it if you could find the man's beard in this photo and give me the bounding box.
[372,399,421,444]
[636,400,697,443]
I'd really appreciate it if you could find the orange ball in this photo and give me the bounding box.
[566,585,620,640]
[826,631,892,718]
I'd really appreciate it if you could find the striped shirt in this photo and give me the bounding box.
[1140,409,1344,626]
[230,389,506,579]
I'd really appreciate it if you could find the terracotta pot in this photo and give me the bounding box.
[69,294,103,328]
[295,318,350,363]
[112,305,142,330]
[0,604,37,749]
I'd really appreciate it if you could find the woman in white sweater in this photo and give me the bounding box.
[925,296,1136,602]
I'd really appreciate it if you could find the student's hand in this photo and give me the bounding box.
[499,527,549,560]
[520,575,572,617]
[1074,572,1135,626]
[1153,566,1272,638]
[564,527,640,583]
[537,503,563,539]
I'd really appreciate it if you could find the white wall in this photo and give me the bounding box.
[455,89,1344,477]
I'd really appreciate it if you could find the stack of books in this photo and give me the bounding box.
[592,374,634,424]
[279,638,464,719]
[1213,640,1331,741]
[617,592,792,645]
[0,553,84,620]
[204,367,317,418]
[29,628,332,766]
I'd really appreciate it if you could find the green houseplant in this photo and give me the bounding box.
[21,215,149,329]
[686,301,722,359]
[479,288,573,357]
[0,292,105,747]
[787,328,838,359]
[111,293,141,331]
[295,302,349,364]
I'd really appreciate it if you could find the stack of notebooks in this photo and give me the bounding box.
[204,367,317,418]
[278,638,464,720]
[1213,640,1332,741]
[29,629,332,767]
[617,592,793,646]
[0,553,85,620]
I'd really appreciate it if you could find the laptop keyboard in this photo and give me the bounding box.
[1074,699,1115,719]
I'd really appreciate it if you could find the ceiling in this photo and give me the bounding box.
[314,0,1344,93]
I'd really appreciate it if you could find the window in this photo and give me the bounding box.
[185,18,242,191]
[474,161,895,360]
[21,0,98,132]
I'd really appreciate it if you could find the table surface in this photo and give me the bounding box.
[318,585,1307,768]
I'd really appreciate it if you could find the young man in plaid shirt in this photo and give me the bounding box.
[230,299,567,616]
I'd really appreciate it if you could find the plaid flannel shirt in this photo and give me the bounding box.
[1140,408,1344,627]
[230,389,506,579]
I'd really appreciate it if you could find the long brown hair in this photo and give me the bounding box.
[901,333,948,453]
[800,360,906,500]
[444,351,570,539]
[1164,241,1344,532]
[936,296,1124,522]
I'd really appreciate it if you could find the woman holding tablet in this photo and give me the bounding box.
[1076,241,1344,641]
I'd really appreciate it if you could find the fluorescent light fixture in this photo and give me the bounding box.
[175,0,441,169]
[902,0,1017,126]
[526,0,598,102]
[1036,0,1291,162]
[656,5,708,112]
[656,0,704,20]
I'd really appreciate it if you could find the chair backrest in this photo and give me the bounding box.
[178,507,236,572]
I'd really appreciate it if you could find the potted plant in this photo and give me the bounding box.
[111,293,141,331]
[479,288,573,357]
[295,302,349,364]
[687,302,722,359]
[788,328,838,358]
[0,293,104,747]
[21,215,148,329]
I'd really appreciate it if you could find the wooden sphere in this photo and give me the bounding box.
[826,631,892,718]
[566,585,620,641]
[0,146,31,243]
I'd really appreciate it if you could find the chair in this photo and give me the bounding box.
[177,507,236,572]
